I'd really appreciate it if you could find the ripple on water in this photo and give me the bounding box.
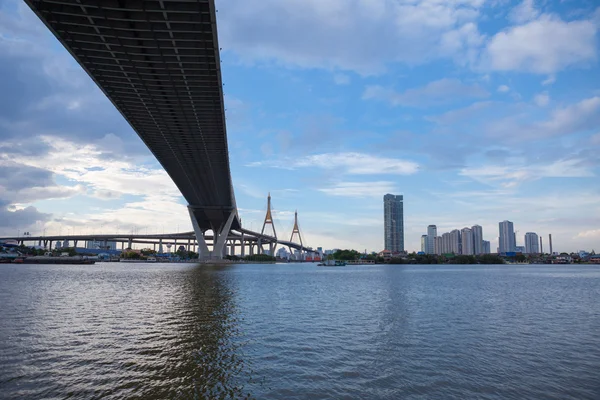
[1,263,600,399]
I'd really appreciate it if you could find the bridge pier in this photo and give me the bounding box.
[189,207,236,260]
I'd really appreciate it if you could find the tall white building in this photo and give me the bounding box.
[483,240,491,254]
[441,232,451,254]
[421,235,427,253]
[426,225,437,254]
[499,220,516,254]
[461,227,474,255]
[472,225,483,255]
[449,229,461,254]
[524,232,540,254]
[434,236,442,255]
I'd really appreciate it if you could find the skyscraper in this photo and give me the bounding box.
[499,220,516,254]
[483,240,491,254]
[421,235,427,253]
[472,225,483,255]
[426,225,437,254]
[461,227,474,255]
[449,229,461,254]
[384,194,404,252]
[524,232,539,254]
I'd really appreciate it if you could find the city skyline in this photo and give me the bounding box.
[1,0,599,253]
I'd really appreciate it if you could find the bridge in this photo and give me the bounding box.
[20,0,316,259]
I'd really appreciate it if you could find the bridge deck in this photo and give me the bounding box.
[25,0,236,230]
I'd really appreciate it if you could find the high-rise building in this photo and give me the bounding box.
[384,194,404,252]
[441,232,451,254]
[524,232,539,254]
[483,240,491,254]
[499,220,516,254]
[461,227,474,255]
[434,236,442,255]
[426,225,437,254]
[449,229,461,254]
[472,225,483,255]
[420,235,427,253]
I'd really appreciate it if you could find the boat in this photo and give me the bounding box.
[146,257,157,263]
[318,259,347,267]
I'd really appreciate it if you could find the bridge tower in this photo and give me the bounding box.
[290,210,303,246]
[260,193,277,256]
[290,210,304,260]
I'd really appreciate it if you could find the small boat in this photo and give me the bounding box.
[318,259,346,267]
[146,257,157,263]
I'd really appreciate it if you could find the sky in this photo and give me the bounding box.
[0,0,599,253]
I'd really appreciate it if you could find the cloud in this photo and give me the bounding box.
[534,92,550,107]
[461,158,594,187]
[508,0,540,24]
[484,96,600,141]
[0,206,50,229]
[483,14,597,74]
[318,181,397,198]
[333,73,350,85]
[538,96,600,137]
[577,229,600,238]
[363,79,489,107]
[217,0,485,74]
[497,85,510,93]
[248,152,419,175]
[542,75,556,86]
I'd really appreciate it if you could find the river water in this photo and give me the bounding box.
[0,263,599,399]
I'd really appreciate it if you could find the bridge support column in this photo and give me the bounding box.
[74,240,78,248]
[241,234,245,257]
[189,208,236,260]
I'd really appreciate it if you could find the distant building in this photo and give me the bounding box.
[449,229,461,254]
[472,225,483,255]
[277,247,290,259]
[86,240,117,250]
[421,235,427,253]
[499,220,516,254]
[516,246,525,253]
[483,240,491,254]
[524,232,539,254]
[383,194,404,252]
[434,236,442,255]
[426,225,437,254]
[461,227,474,255]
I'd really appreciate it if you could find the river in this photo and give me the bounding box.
[1,263,599,399]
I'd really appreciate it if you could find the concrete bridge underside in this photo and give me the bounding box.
[25,0,239,258]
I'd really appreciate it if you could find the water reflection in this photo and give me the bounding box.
[0,263,255,399]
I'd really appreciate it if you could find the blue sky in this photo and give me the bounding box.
[1,0,599,252]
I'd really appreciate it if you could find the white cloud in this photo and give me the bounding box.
[2,136,193,236]
[534,92,550,107]
[539,96,600,137]
[217,0,485,74]
[508,0,540,24]
[461,159,594,187]
[333,73,350,85]
[249,152,419,175]
[577,229,600,238]
[497,85,510,93]
[317,181,397,198]
[363,79,488,107]
[542,75,556,86]
[485,96,600,141]
[483,15,597,74]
